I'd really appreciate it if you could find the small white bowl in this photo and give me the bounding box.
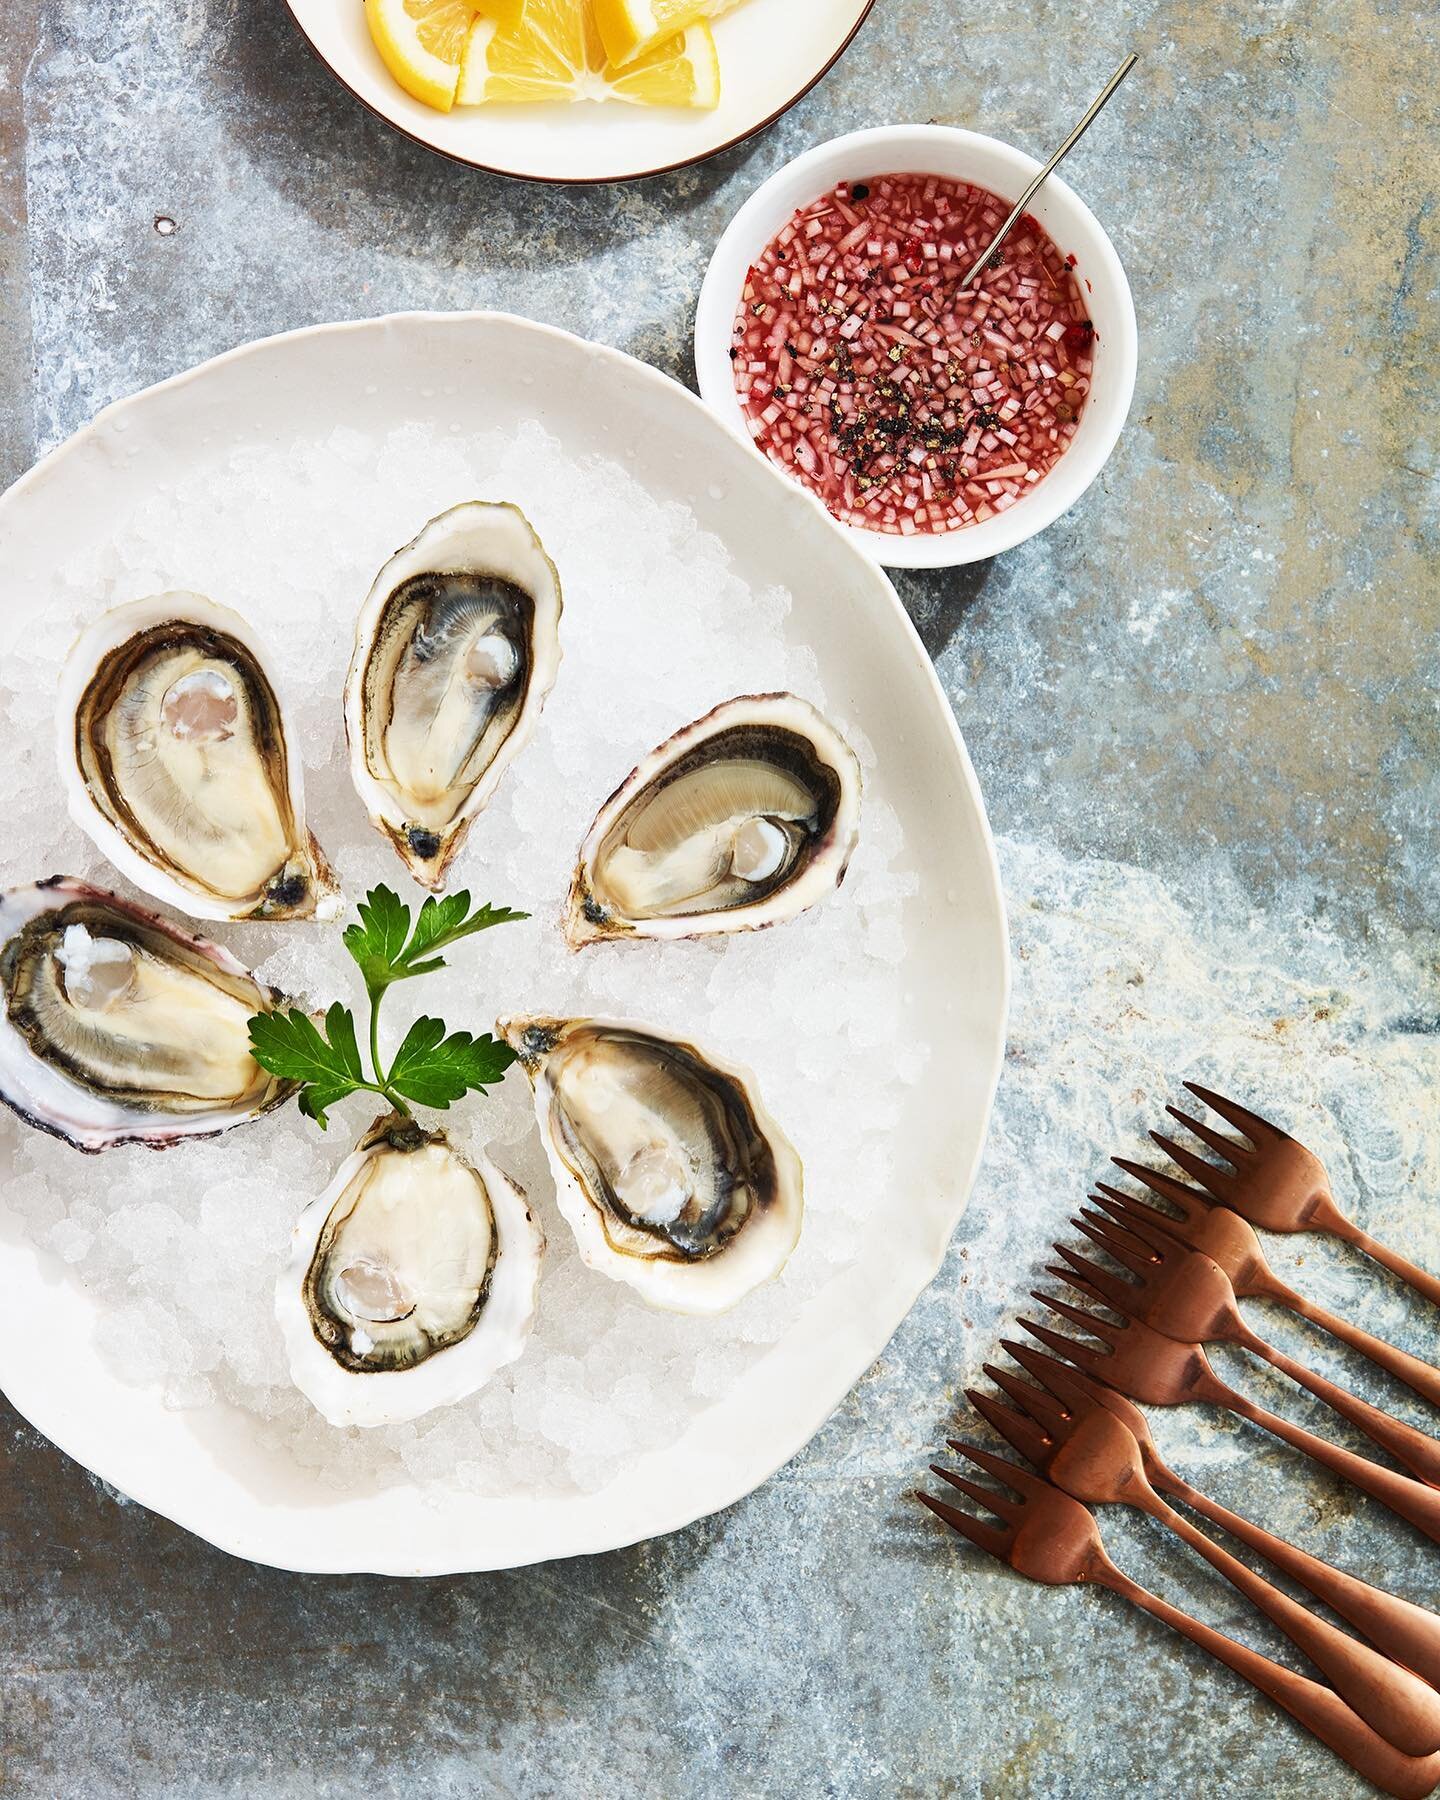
[694,124,1138,569]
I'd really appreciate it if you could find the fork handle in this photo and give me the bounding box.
[1143,1491,1440,1755]
[1235,1325,1440,1489]
[1212,1376,1440,1545]
[1333,1220,1440,1315]
[1096,1562,1440,1800]
[1274,1284,1440,1413]
[1154,1460,1440,1694]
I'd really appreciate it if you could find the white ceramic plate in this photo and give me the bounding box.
[0,313,1008,1574]
[284,0,874,182]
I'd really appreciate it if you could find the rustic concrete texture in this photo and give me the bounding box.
[2,1,1439,1796]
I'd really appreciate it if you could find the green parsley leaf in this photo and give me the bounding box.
[342,884,413,998]
[385,1015,518,1109]
[343,884,528,994]
[296,1083,352,1130]
[255,884,525,1132]
[403,890,528,969]
[247,1003,370,1129]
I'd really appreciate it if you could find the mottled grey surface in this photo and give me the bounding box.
[3,1,1440,1796]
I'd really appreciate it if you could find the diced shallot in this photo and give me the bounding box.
[729,172,1093,537]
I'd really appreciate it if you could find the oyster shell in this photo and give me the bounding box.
[0,876,296,1152]
[344,501,563,888]
[565,693,860,947]
[58,593,339,923]
[500,1014,802,1316]
[277,1112,543,1428]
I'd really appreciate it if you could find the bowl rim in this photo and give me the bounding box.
[694,122,1138,569]
[0,309,1012,1575]
[281,0,880,185]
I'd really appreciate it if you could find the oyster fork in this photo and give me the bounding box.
[1053,1208,1440,1487]
[1151,1082,1440,1311]
[1093,1171,1440,1413]
[918,1446,1440,1799]
[1019,1297,1440,1544]
[999,1343,1440,1692]
[966,1360,1440,1753]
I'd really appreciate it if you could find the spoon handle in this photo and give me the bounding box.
[1333,1219,1440,1314]
[1096,1561,1440,1800]
[1278,1285,1440,1412]
[1208,1375,1440,1544]
[1145,1490,1440,1755]
[957,53,1138,288]
[1237,1327,1440,1488]
[1155,1458,1440,1693]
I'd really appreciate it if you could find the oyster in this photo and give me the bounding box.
[500,1014,802,1316]
[58,593,339,923]
[344,501,563,888]
[0,877,296,1152]
[277,1112,542,1428]
[565,693,861,947]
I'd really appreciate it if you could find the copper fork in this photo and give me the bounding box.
[966,1360,1440,1753]
[1093,1171,1440,1413]
[997,1342,1440,1694]
[1149,1082,1440,1311]
[1052,1208,1440,1487]
[1019,1296,1440,1544]
[918,1445,1440,1799]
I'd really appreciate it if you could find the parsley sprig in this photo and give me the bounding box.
[247,885,526,1128]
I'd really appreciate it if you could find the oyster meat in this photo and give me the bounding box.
[566,693,861,947]
[0,877,296,1152]
[278,1112,543,1428]
[58,593,339,923]
[345,501,563,888]
[500,1014,802,1315]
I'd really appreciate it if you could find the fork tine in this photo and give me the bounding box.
[1001,1337,1086,1396]
[1053,1243,1135,1303]
[1089,1191,1176,1238]
[1165,1104,1248,1165]
[1018,1352,1096,1410]
[1085,1198,1184,1256]
[950,1438,1051,1501]
[983,1362,1068,1429]
[1046,1263,1112,1310]
[1105,1163,1211,1220]
[1149,1131,1236,1194]
[915,1489,1010,1555]
[1080,1209,1166,1267]
[1033,1288,1122,1341]
[1084,1204,1174,1262]
[930,1461,1022,1522]
[958,1394,1050,1465]
[1086,1193,1163,1238]
[1018,1314,1108,1373]
[1071,1216,1154,1276]
[1184,1081,1287,1145]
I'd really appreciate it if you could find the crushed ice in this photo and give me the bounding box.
[0,420,921,1499]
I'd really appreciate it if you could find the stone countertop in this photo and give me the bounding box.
[2,2,1438,1795]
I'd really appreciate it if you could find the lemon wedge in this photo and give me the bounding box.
[458,0,719,107]
[602,24,719,105]
[365,0,480,112]
[591,0,740,67]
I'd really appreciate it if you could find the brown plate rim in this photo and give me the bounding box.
[281,0,878,185]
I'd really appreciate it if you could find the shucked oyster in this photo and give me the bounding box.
[58,594,340,923]
[344,501,563,889]
[565,693,861,947]
[500,1014,803,1316]
[0,877,295,1152]
[277,1112,543,1428]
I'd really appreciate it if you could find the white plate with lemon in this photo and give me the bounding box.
[285,0,874,182]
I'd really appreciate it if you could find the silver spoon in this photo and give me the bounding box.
[958,53,1137,290]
